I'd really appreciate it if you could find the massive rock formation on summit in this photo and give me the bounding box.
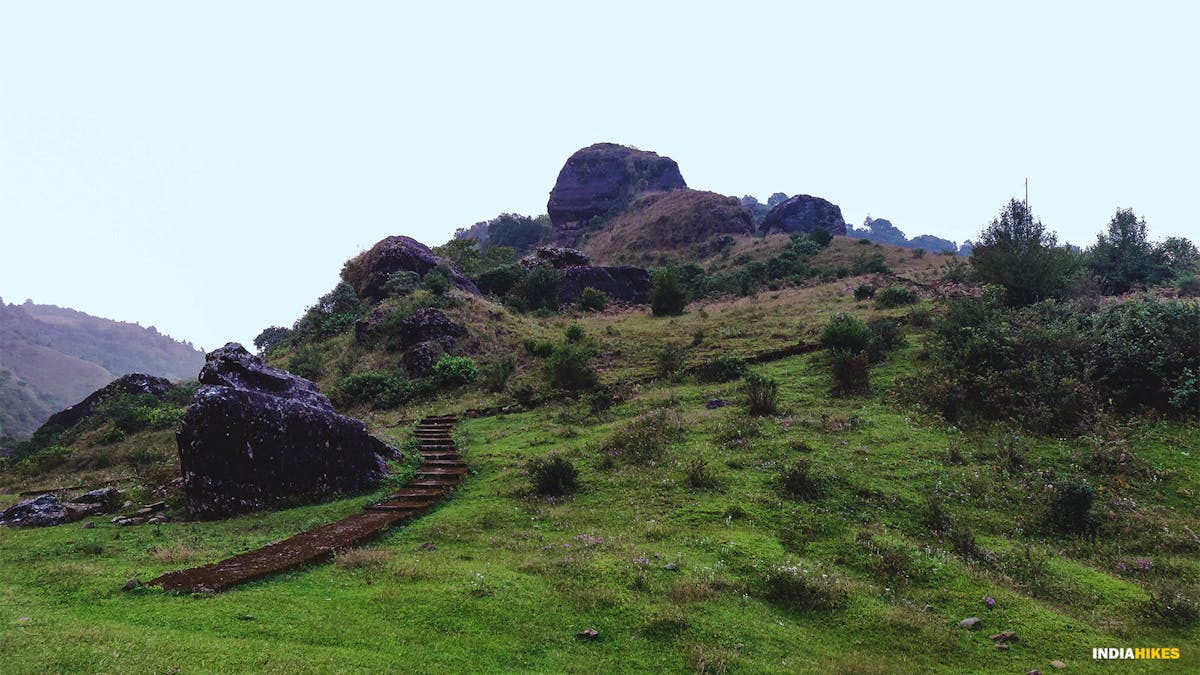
[760,195,847,236]
[341,235,479,300]
[177,344,396,518]
[547,143,687,243]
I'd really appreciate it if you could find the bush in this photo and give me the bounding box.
[1047,479,1098,535]
[696,355,747,383]
[481,358,515,392]
[564,323,585,343]
[683,454,719,490]
[651,269,688,316]
[874,284,918,308]
[743,371,779,416]
[972,198,1080,305]
[851,252,889,275]
[866,318,905,362]
[578,287,608,312]
[853,285,876,301]
[510,266,562,312]
[253,326,292,354]
[602,409,685,465]
[383,271,422,297]
[820,313,872,353]
[288,344,325,379]
[779,459,821,500]
[522,338,555,357]
[907,307,932,327]
[830,349,871,396]
[656,344,686,378]
[544,343,598,391]
[762,562,849,611]
[335,371,428,409]
[1091,299,1200,414]
[476,264,525,298]
[809,229,833,248]
[1137,585,1200,626]
[433,356,477,385]
[529,456,579,496]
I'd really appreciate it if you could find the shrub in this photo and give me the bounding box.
[656,344,686,378]
[972,198,1080,305]
[603,409,685,465]
[577,287,608,312]
[522,338,555,357]
[544,343,598,391]
[1091,299,1200,414]
[481,358,515,392]
[476,264,525,298]
[651,269,688,316]
[851,252,889,275]
[529,456,579,496]
[683,454,720,490]
[762,562,849,611]
[253,326,292,354]
[779,459,821,500]
[335,371,415,408]
[809,229,833,248]
[866,318,905,362]
[510,266,562,312]
[743,371,779,416]
[874,284,918,308]
[696,355,747,383]
[1136,585,1200,626]
[1047,479,1098,535]
[288,344,325,379]
[423,268,452,295]
[513,382,535,407]
[830,349,871,396]
[564,323,585,343]
[907,306,932,327]
[383,271,422,297]
[1178,274,1200,298]
[433,356,477,385]
[690,329,705,347]
[820,313,872,353]
[853,285,876,301]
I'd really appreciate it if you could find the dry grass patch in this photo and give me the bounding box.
[335,548,392,570]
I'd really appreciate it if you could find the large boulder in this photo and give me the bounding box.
[760,195,847,236]
[396,308,464,351]
[38,373,174,434]
[559,266,653,306]
[547,143,687,240]
[0,494,71,527]
[177,343,397,518]
[341,235,479,300]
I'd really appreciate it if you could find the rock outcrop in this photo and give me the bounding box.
[177,343,397,518]
[760,195,847,236]
[559,266,653,306]
[37,373,173,434]
[520,246,591,269]
[341,235,479,300]
[582,190,754,264]
[0,494,71,527]
[396,308,464,351]
[547,143,687,242]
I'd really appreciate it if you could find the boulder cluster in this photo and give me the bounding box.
[177,343,397,518]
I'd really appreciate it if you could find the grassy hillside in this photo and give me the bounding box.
[0,300,205,440]
[1,238,1195,672]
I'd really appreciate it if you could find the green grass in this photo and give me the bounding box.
[2,252,1197,672]
[2,343,1197,673]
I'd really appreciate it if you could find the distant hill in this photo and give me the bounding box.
[0,299,205,440]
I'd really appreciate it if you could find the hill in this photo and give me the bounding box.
[0,299,205,440]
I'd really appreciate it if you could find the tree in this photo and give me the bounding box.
[650,268,688,316]
[1085,208,1168,294]
[970,199,1078,305]
[253,326,292,354]
[486,213,552,256]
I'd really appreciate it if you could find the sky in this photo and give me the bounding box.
[1,1,1196,351]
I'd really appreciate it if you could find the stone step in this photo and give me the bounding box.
[423,460,466,467]
[417,467,469,477]
[387,489,446,499]
[407,479,460,489]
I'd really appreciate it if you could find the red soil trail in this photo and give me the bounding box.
[148,414,464,593]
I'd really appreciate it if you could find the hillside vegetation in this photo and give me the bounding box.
[2,200,1197,672]
[0,300,204,441]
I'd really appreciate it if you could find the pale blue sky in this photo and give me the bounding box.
[2,1,1196,351]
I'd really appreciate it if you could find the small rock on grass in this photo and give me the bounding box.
[1050,661,1066,669]
[577,628,599,640]
[959,617,982,630]
[123,578,142,591]
[1026,670,1042,675]
[990,630,1019,643]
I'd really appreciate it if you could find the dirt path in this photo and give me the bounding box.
[148,414,464,593]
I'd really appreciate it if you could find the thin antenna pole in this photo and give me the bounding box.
[1025,178,1029,210]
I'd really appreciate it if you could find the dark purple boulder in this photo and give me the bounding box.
[760,195,847,236]
[0,494,71,527]
[559,266,653,306]
[38,373,173,434]
[178,343,397,518]
[341,235,479,300]
[397,308,464,351]
[401,341,446,378]
[547,143,687,234]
